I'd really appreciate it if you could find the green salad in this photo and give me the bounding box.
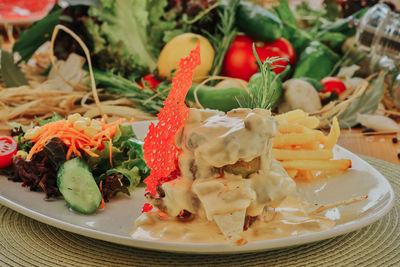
[5,113,149,214]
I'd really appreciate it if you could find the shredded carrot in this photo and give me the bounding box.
[83,148,99,158]
[98,181,105,210]
[66,142,74,160]
[26,117,126,161]
[108,138,113,167]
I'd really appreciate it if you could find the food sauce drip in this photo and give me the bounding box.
[132,196,334,244]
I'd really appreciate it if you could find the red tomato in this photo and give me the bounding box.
[139,74,161,90]
[266,38,296,64]
[320,77,347,95]
[0,136,18,168]
[1,0,55,22]
[222,35,291,81]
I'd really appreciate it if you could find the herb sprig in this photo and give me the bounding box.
[205,0,239,77]
[238,43,288,110]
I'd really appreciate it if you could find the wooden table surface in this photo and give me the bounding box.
[338,130,400,165]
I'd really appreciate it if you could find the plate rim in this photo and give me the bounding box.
[0,124,395,254]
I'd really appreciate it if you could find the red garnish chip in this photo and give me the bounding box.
[141,203,153,213]
[143,43,201,196]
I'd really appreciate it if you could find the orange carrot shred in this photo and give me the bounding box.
[26,117,128,161]
[98,181,105,210]
[66,146,73,160]
[84,149,99,157]
[108,138,113,167]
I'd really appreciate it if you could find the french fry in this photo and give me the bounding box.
[275,109,307,122]
[272,149,333,160]
[273,132,324,148]
[300,142,321,150]
[324,116,340,149]
[279,159,352,171]
[277,121,307,134]
[296,116,320,129]
[273,111,350,183]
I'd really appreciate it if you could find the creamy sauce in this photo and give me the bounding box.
[132,196,335,244]
[138,108,308,244]
[159,109,295,219]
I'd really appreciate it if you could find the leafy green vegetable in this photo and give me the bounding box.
[105,166,141,190]
[17,135,33,153]
[146,0,179,55]
[87,0,168,75]
[207,0,238,77]
[295,2,327,27]
[88,124,149,190]
[37,112,63,126]
[64,0,99,6]
[0,50,28,87]
[43,138,68,170]
[91,68,167,114]
[338,76,385,128]
[273,0,314,55]
[8,122,29,133]
[325,0,341,21]
[13,7,67,62]
[315,31,347,52]
[273,0,344,57]
[319,9,366,36]
[11,156,60,198]
[274,0,297,39]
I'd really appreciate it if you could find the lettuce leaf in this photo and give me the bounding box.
[88,124,150,192]
[87,0,173,75]
[105,166,141,190]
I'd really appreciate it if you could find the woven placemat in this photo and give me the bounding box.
[0,156,399,267]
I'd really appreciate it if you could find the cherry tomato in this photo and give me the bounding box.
[0,136,18,168]
[320,77,347,95]
[266,37,296,64]
[139,74,161,90]
[222,35,291,81]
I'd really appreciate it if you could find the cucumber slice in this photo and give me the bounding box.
[57,157,102,214]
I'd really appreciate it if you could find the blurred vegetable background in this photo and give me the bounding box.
[1,0,400,132]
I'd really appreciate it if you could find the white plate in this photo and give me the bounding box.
[0,121,395,254]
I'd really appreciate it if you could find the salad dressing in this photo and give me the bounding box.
[132,196,334,243]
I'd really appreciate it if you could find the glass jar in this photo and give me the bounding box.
[355,3,400,105]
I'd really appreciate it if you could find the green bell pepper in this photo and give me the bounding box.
[293,41,339,80]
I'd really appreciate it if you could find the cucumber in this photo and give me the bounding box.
[57,157,102,214]
[186,84,247,112]
[236,1,283,42]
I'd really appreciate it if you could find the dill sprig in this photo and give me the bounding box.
[204,0,239,77]
[238,43,288,110]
